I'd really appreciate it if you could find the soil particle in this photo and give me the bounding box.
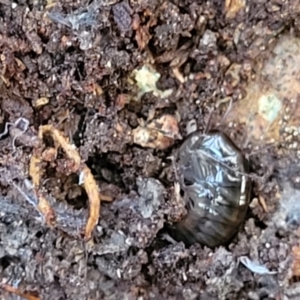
[1,0,300,299]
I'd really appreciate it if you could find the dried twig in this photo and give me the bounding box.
[0,283,41,300]
[29,124,103,240]
[258,194,269,213]
[80,166,101,239]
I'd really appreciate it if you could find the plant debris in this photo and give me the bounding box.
[1,0,300,299]
[131,64,173,100]
[29,124,105,240]
[132,114,181,149]
[0,283,41,300]
[239,256,277,275]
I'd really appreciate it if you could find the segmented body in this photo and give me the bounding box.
[173,130,252,248]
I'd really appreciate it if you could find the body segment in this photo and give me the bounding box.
[173,130,252,248]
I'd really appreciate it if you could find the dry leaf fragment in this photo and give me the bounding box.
[133,114,181,150]
[148,115,181,139]
[225,0,246,19]
[172,67,185,83]
[292,246,300,277]
[133,127,173,150]
[258,194,269,213]
[33,97,49,107]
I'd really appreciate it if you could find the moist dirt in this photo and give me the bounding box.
[1,0,300,299]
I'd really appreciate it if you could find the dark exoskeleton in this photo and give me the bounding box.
[171,130,252,248]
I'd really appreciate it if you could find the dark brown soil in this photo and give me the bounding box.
[1,0,300,299]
